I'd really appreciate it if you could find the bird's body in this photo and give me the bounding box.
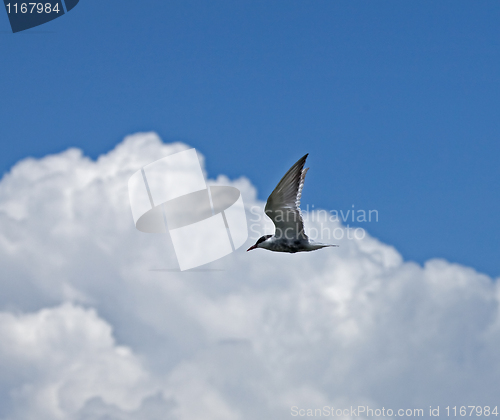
[257,235,334,253]
[247,154,338,253]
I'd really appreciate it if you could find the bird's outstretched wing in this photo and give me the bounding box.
[265,154,309,240]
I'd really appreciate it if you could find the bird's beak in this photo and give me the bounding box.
[247,244,257,252]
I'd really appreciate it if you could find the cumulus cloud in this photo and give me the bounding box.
[0,132,499,419]
[0,303,156,420]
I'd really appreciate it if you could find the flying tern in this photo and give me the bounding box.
[247,154,338,253]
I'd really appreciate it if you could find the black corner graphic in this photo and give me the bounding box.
[3,0,79,33]
[64,0,78,12]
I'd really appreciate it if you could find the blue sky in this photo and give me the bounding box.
[1,0,499,276]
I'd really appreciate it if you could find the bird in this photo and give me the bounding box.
[247,154,338,253]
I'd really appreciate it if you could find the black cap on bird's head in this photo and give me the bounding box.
[247,234,272,251]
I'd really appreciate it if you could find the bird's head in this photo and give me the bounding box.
[247,234,272,251]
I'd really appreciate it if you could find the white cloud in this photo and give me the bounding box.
[0,303,157,420]
[0,132,499,419]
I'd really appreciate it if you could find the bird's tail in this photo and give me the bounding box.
[308,242,339,250]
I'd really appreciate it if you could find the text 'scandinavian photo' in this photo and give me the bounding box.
[1,1,499,419]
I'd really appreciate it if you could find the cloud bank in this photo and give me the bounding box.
[0,132,499,420]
